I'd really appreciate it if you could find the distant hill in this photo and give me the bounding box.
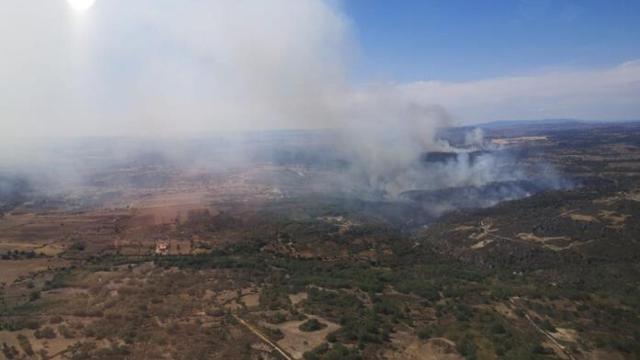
[436,119,640,142]
[476,119,587,129]
[474,118,640,130]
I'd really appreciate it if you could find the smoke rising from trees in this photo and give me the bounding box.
[0,0,580,214]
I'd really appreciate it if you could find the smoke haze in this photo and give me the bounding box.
[0,0,351,137]
[0,0,601,216]
[2,0,640,138]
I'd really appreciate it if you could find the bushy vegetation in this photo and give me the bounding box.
[302,288,393,347]
[299,318,326,332]
[16,334,34,356]
[303,343,361,360]
[34,326,57,339]
[1,250,42,260]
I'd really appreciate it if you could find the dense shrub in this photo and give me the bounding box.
[34,326,57,339]
[16,335,34,356]
[299,319,326,332]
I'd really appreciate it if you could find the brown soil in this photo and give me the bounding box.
[269,316,340,359]
[0,258,70,284]
[385,332,462,360]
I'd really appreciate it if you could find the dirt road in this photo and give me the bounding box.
[233,314,294,360]
[509,299,576,360]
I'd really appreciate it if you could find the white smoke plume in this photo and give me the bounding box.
[0,0,350,137]
[2,0,638,138]
[0,0,597,213]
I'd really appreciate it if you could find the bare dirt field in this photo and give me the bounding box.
[385,332,463,360]
[272,316,340,359]
[0,258,69,284]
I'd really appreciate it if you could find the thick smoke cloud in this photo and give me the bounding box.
[0,0,350,137]
[0,0,585,215]
[1,0,639,139]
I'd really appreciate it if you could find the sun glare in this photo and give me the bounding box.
[67,0,96,12]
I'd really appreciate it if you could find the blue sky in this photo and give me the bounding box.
[343,0,640,82]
